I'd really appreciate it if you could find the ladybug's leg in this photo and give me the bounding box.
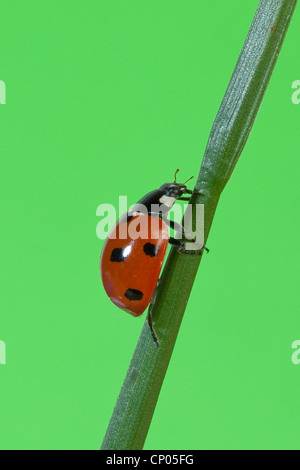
[164,219,195,242]
[169,237,184,248]
[169,237,209,254]
[178,189,205,200]
[166,219,209,252]
[147,303,159,348]
[146,281,160,347]
[184,189,205,195]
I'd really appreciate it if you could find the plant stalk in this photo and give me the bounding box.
[101,0,297,450]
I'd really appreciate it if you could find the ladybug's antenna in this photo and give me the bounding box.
[174,169,180,183]
[183,175,194,185]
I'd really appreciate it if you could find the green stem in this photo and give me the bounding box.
[101,0,297,450]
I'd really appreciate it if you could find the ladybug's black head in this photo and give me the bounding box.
[134,171,193,213]
[159,182,189,199]
[158,170,194,199]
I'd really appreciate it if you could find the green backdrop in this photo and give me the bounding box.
[0,0,299,450]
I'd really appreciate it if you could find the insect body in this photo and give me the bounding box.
[100,172,199,344]
[101,213,169,316]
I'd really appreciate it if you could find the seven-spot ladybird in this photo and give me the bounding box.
[100,170,203,345]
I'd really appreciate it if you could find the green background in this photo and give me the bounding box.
[0,0,299,450]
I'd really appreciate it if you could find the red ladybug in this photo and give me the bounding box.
[100,171,199,345]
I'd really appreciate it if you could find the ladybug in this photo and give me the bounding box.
[100,170,204,345]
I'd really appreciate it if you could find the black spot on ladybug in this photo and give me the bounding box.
[110,248,128,262]
[126,214,134,222]
[125,288,144,301]
[143,242,159,257]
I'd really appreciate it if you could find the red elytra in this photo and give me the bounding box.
[100,214,169,316]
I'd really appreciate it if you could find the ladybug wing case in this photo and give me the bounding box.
[100,214,169,316]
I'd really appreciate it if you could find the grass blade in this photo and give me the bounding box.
[101,0,297,450]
